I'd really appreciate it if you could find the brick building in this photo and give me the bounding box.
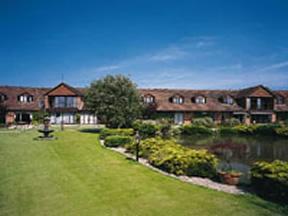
[0,83,287,125]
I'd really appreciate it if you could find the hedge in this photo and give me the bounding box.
[275,127,288,137]
[180,125,214,136]
[222,118,241,127]
[132,120,158,138]
[251,160,288,203]
[125,137,218,179]
[100,128,134,139]
[104,135,133,147]
[219,124,286,136]
[192,117,215,128]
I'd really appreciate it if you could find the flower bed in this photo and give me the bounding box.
[125,137,218,179]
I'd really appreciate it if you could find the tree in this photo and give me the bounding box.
[85,74,143,128]
[0,101,6,124]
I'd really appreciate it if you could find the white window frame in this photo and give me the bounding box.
[172,95,184,104]
[195,96,206,104]
[143,95,155,104]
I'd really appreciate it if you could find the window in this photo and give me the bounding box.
[257,98,262,109]
[18,94,33,103]
[222,96,234,105]
[66,97,76,107]
[170,95,184,104]
[0,93,7,102]
[54,97,77,108]
[276,96,285,104]
[194,96,206,104]
[143,95,155,104]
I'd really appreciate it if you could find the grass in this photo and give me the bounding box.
[0,129,287,216]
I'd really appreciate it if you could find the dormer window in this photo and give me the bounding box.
[276,96,285,104]
[0,93,7,102]
[221,96,234,105]
[170,95,184,104]
[193,96,206,104]
[18,94,33,103]
[143,94,155,104]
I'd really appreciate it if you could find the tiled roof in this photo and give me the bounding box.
[45,82,83,96]
[0,84,288,112]
[236,85,275,98]
[0,86,49,111]
[274,90,288,112]
[139,89,243,112]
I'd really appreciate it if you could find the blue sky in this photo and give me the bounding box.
[1,0,288,89]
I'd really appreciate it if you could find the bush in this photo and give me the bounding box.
[157,119,172,138]
[132,120,158,138]
[180,125,214,136]
[104,135,133,147]
[219,127,238,135]
[32,111,49,125]
[192,117,215,128]
[275,127,288,137]
[232,125,257,135]
[222,118,241,127]
[126,137,218,178]
[171,126,181,136]
[251,160,288,203]
[100,128,134,139]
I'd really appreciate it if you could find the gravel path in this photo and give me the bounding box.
[101,140,247,195]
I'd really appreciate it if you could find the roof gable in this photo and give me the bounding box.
[250,87,273,97]
[237,85,275,98]
[45,83,82,96]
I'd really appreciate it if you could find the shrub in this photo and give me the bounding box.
[222,118,241,127]
[171,126,181,136]
[157,119,172,138]
[126,137,218,178]
[132,120,158,138]
[219,127,238,135]
[32,111,49,125]
[185,149,218,178]
[232,125,257,135]
[104,135,133,147]
[180,125,214,136]
[275,127,288,137]
[192,117,215,128]
[100,128,134,139]
[251,160,288,203]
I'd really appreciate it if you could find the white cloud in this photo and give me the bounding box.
[94,65,120,72]
[149,47,188,62]
[255,61,288,73]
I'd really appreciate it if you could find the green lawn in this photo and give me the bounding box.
[0,129,287,216]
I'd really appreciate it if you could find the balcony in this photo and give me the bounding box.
[48,96,78,109]
[248,97,274,111]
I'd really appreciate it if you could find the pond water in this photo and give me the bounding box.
[177,134,288,183]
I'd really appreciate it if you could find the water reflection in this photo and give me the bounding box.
[178,134,288,183]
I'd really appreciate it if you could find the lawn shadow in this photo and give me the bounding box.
[79,128,101,133]
[245,195,288,215]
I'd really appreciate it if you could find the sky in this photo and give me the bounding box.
[1,0,288,89]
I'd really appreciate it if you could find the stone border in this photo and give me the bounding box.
[100,140,246,195]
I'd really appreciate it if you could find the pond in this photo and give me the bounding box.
[177,134,288,183]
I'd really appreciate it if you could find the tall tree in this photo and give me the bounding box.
[85,74,143,128]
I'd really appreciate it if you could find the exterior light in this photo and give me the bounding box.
[135,130,141,161]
